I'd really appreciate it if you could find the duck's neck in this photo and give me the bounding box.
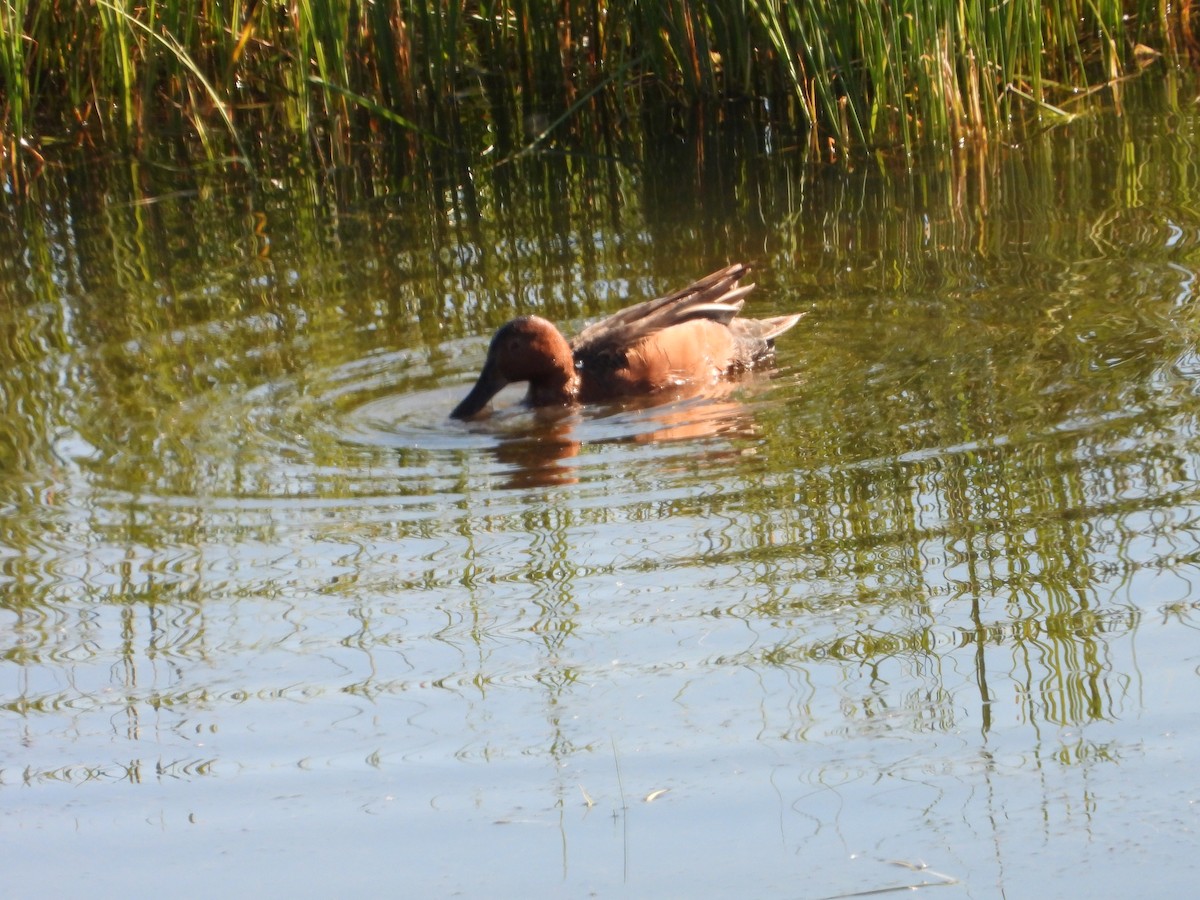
[527,359,580,408]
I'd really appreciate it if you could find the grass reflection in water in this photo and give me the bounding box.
[1,75,1200,897]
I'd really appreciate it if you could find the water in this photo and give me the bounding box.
[4,75,1200,896]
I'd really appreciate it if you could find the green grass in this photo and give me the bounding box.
[0,0,1189,183]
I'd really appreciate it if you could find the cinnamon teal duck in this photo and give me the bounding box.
[450,263,802,420]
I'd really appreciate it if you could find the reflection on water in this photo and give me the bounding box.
[347,375,775,488]
[3,75,1200,896]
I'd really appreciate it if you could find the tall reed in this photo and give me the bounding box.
[0,0,1189,183]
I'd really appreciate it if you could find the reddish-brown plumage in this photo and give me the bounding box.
[450,264,802,420]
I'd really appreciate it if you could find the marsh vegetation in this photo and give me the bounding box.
[0,0,1190,187]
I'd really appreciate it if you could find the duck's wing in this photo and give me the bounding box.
[570,264,756,359]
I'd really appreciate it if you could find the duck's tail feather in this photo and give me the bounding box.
[758,312,805,342]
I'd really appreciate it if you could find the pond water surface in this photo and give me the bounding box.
[4,77,1200,897]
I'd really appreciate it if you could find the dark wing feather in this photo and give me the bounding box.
[570,264,755,359]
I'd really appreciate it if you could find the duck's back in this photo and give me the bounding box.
[570,264,802,402]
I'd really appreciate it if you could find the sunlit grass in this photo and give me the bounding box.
[0,0,1189,184]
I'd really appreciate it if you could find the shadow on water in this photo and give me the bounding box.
[2,70,1200,896]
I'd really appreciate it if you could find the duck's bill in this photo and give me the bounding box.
[450,365,508,420]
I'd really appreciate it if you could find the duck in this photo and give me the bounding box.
[450,263,802,420]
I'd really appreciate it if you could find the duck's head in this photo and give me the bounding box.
[450,316,577,419]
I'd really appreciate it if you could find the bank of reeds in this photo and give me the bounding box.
[0,0,1189,184]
